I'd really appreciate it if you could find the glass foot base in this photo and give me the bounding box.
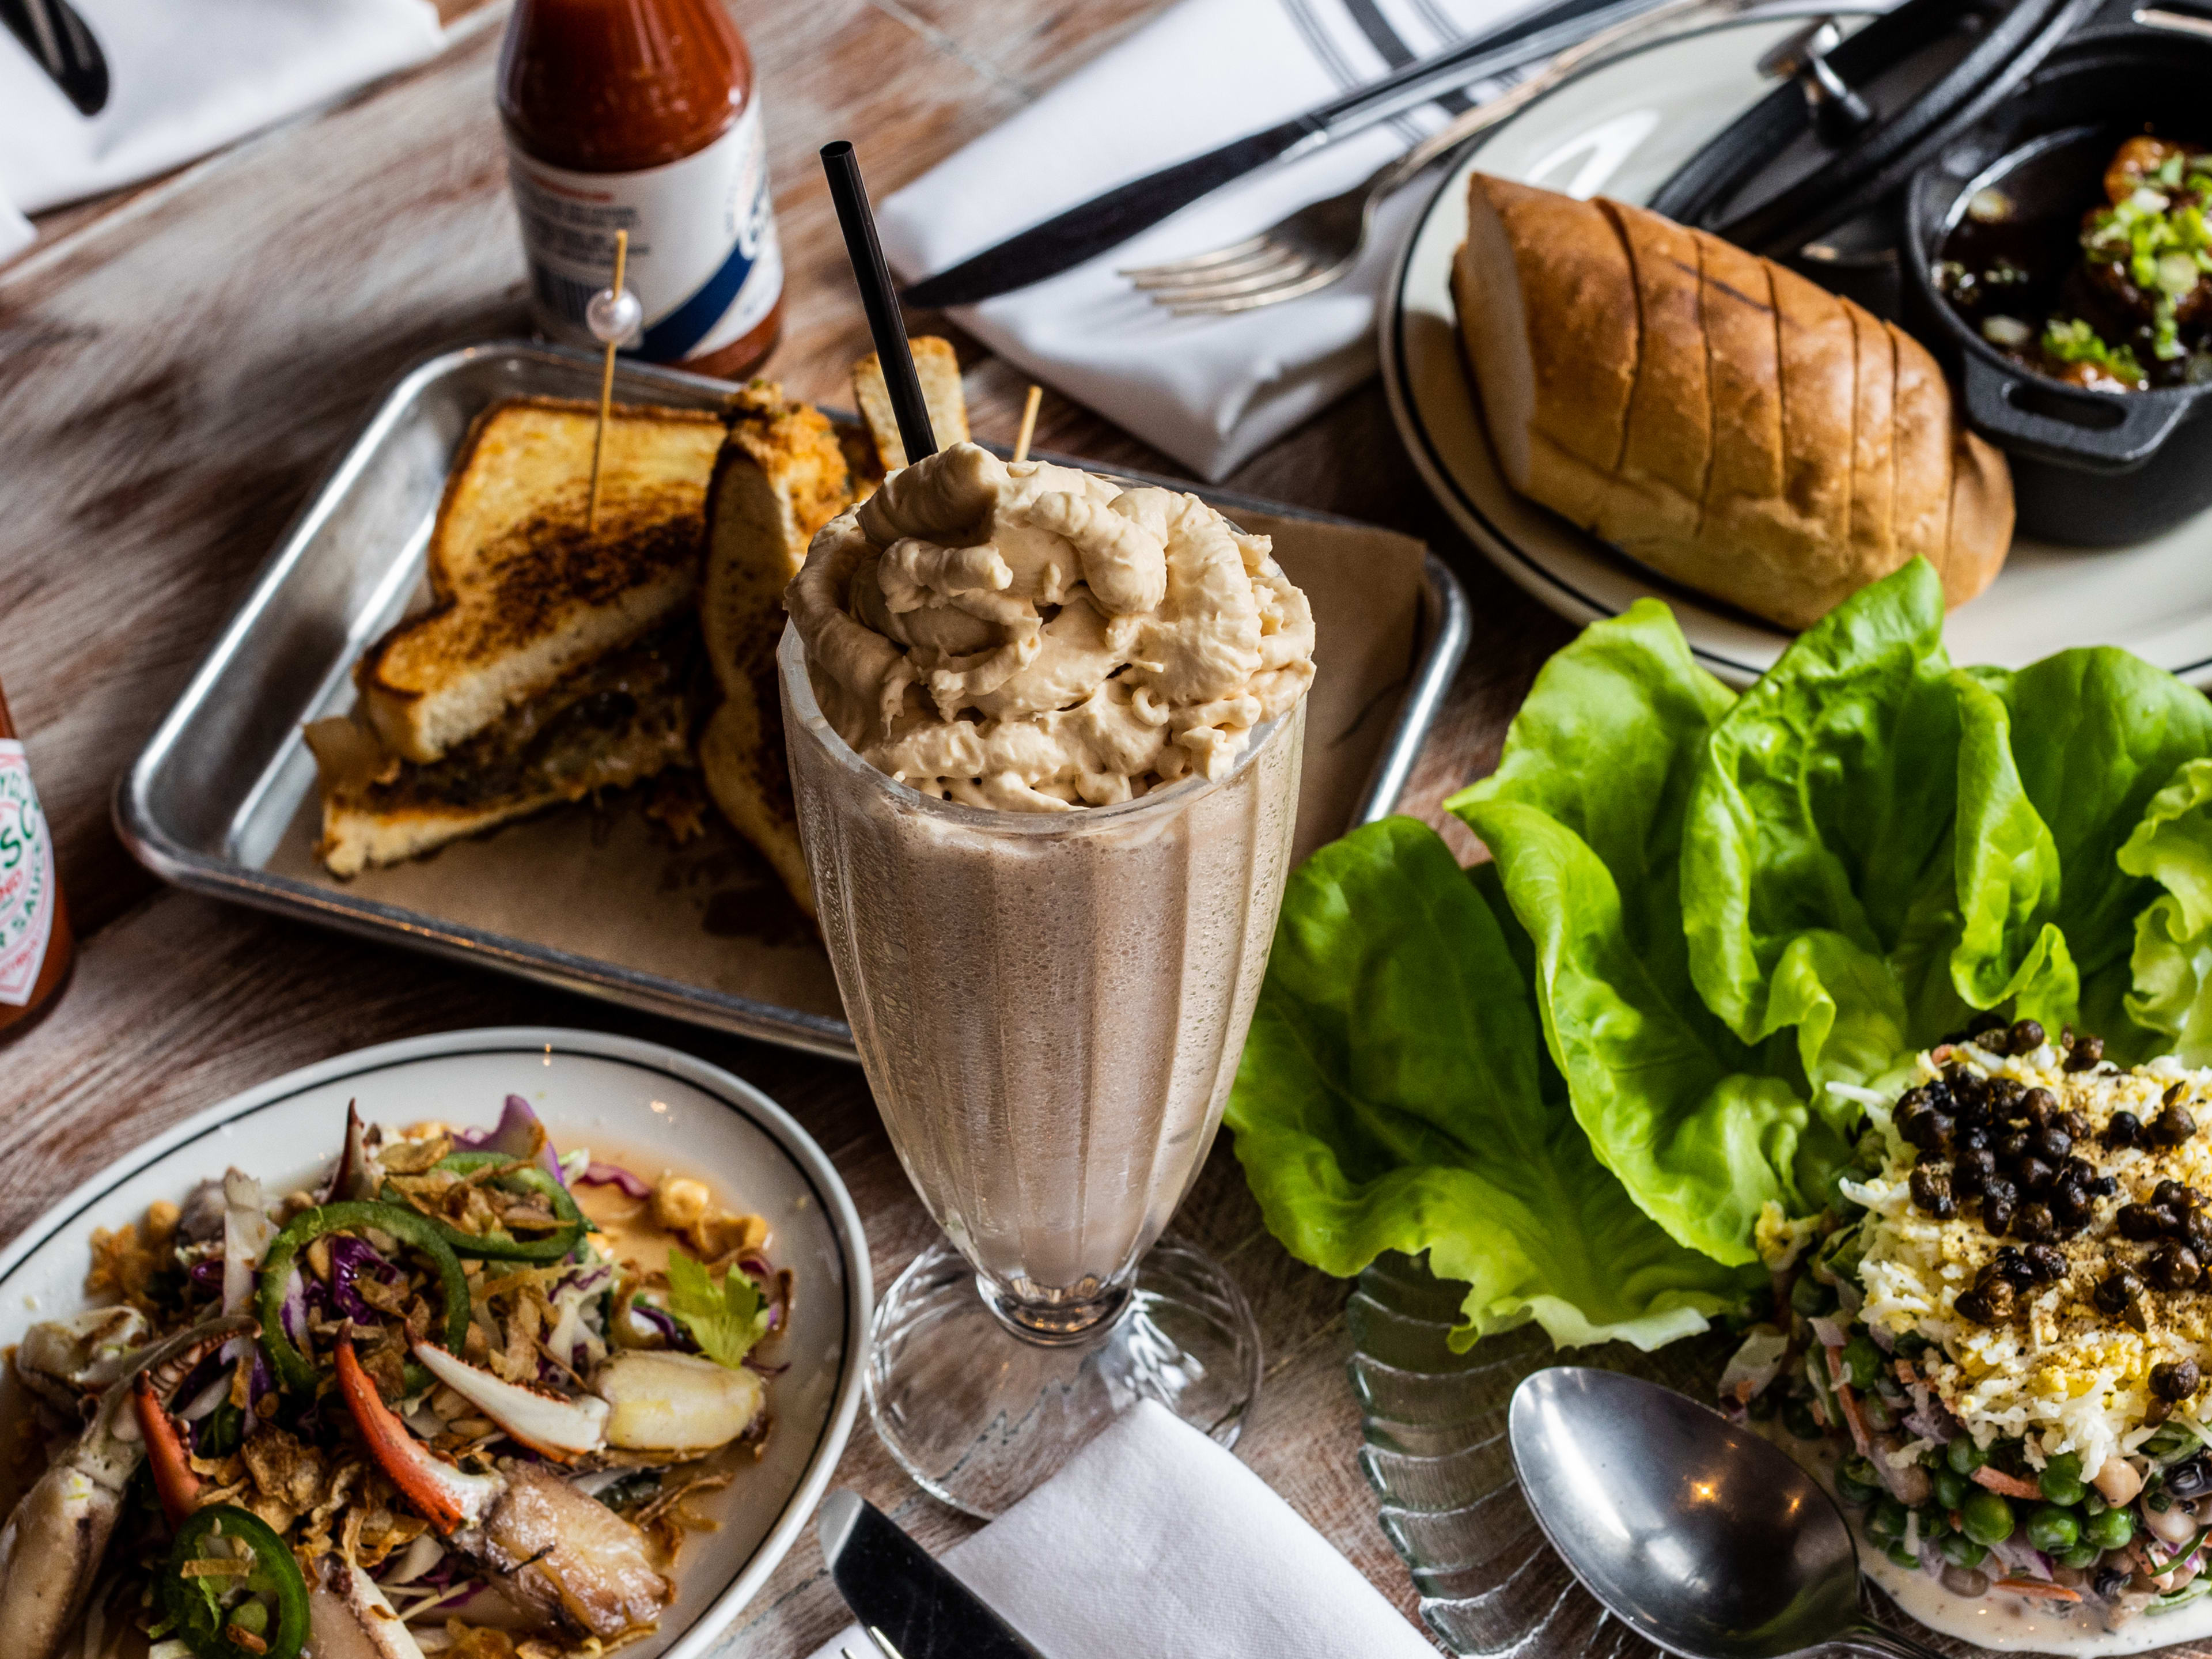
[865,1236,1262,1518]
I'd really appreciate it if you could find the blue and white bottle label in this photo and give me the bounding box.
[507,100,782,365]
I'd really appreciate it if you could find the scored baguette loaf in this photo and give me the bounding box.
[1455,175,2013,631]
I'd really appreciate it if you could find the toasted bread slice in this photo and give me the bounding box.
[308,621,699,877]
[359,397,724,764]
[694,385,851,919]
[700,385,853,698]
[853,336,969,471]
[700,700,813,918]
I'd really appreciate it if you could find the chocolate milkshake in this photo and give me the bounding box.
[779,442,1315,1512]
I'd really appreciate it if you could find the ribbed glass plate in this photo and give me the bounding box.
[1348,1253,2179,1658]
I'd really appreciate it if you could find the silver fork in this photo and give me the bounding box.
[1122,0,1754,315]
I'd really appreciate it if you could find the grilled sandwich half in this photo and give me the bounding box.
[306,396,724,877]
[696,384,857,918]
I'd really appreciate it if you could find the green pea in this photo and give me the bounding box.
[1869,1497,1910,1542]
[1940,1533,1989,1569]
[1782,1397,1824,1441]
[2085,1505,2136,1550]
[1935,1469,1969,1511]
[2085,1492,2108,1517]
[1895,1331,1931,1358]
[1961,1489,2016,1547]
[1836,1457,1883,1506]
[230,1599,270,1636]
[2059,1544,2104,1570]
[1888,1543,1922,1569]
[1860,1392,1896,1431]
[2039,1453,2086,1506]
[1948,1437,1991,1475]
[1792,1274,1838,1319]
[1843,1334,1885,1389]
[1747,1388,1778,1421]
[1919,1506,1953,1541]
[2025,1505,2080,1554]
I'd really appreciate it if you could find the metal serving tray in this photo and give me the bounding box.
[117,342,1470,1059]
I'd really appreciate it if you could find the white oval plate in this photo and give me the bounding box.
[1381,14,2212,687]
[0,1027,869,1659]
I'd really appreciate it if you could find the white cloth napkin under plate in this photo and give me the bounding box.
[876,0,1552,481]
[0,0,444,257]
[804,1399,1439,1659]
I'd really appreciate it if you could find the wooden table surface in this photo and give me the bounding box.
[0,3,1577,1652]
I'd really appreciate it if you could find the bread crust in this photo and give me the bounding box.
[1889,322,1955,564]
[1770,261,1856,566]
[1940,425,2016,608]
[1847,301,1897,569]
[1470,175,1638,506]
[1596,198,1709,551]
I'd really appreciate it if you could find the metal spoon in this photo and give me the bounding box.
[1508,1367,1943,1659]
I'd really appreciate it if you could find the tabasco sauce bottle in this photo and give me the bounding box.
[0,679,71,1044]
[498,0,784,379]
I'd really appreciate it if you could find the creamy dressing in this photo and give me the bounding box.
[1755,1420,2212,1654]
[569,1142,724,1277]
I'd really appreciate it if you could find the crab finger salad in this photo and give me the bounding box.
[0,1096,791,1659]
[1726,1016,2212,1637]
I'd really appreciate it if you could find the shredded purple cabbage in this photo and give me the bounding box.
[327,1234,404,1324]
[628,1302,695,1351]
[579,1162,650,1199]
[456,1094,565,1186]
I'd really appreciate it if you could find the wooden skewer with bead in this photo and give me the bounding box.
[1010,384,1042,465]
[585,228,641,535]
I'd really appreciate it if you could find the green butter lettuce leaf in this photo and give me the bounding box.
[1448,600,1829,1267]
[1955,650,2212,1058]
[665,1249,770,1369]
[1225,816,1759,1350]
[2122,760,2212,1062]
[1680,560,1966,1093]
[1950,669,2078,1031]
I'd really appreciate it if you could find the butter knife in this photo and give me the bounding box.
[818,1490,1048,1659]
[899,0,1666,308]
[1,0,108,115]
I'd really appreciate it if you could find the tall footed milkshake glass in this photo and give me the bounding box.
[778,626,1304,1516]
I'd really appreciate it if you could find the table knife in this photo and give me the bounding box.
[818,1490,1048,1659]
[899,0,1668,308]
[1,0,109,115]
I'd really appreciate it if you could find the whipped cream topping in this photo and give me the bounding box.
[785,444,1315,812]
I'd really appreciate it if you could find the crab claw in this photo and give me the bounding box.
[129,1374,199,1529]
[410,1343,608,1462]
[334,1340,498,1535]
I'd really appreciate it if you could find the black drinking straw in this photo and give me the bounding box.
[820,141,938,465]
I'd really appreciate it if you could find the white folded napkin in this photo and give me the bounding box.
[805,1399,1439,1659]
[0,0,444,256]
[876,0,1551,481]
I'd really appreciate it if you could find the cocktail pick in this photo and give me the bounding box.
[820,141,936,467]
[585,228,642,533]
[1010,384,1042,464]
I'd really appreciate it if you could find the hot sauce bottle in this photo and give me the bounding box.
[0,678,71,1044]
[498,0,784,380]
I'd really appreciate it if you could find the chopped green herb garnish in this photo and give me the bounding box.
[2044,317,2146,382]
[665,1248,771,1369]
